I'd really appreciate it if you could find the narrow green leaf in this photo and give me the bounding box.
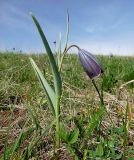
[59,123,68,142]
[115,154,122,159]
[24,120,55,159]
[30,58,56,116]
[83,149,87,160]
[95,143,104,157]
[9,129,23,159]
[7,127,35,160]
[59,10,70,72]
[64,9,69,52]
[30,13,62,96]
[57,32,62,68]
[87,108,104,136]
[25,103,40,130]
[9,119,33,159]
[68,128,79,144]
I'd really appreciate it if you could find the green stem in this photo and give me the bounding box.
[123,102,128,159]
[59,45,80,72]
[92,79,114,127]
[83,149,87,160]
[55,96,61,148]
[92,79,104,105]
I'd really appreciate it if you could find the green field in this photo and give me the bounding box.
[0,52,134,159]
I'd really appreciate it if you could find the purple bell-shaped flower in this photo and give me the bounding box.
[78,49,103,79]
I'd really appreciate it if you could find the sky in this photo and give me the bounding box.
[0,0,134,56]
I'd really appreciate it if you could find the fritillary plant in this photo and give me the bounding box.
[29,12,111,151]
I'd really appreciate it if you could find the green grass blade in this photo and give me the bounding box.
[59,11,69,71]
[3,124,11,160]
[30,13,62,96]
[30,58,56,116]
[23,120,55,159]
[9,119,34,159]
[68,128,79,144]
[25,103,41,130]
[64,10,69,52]
[87,108,104,137]
[59,122,68,142]
[57,32,62,68]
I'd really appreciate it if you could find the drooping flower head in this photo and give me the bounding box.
[78,49,103,79]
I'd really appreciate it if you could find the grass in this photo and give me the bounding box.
[0,52,134,159]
